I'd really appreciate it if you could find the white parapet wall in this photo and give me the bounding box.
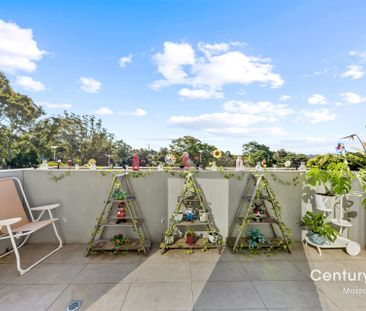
[0,168,364,248]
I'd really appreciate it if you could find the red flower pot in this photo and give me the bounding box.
[186,234,195,245]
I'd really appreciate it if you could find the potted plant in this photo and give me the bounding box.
[174,211,184,222]
[111,233,128,251]
[208,229,218,243]
[247,228,269,250]
[186,228,196,245]
[199,210,208,222]
[164,226,176,245]
[299,211,339,245]
[306,161,353,210]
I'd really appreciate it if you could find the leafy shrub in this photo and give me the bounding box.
[307,152,366,170]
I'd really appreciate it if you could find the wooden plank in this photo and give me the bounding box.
[162,237,218,249]
[92,239,151,251]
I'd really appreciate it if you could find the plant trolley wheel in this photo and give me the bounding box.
[86,172,151,256]
[227,173,292,254]
[160,172,223,254]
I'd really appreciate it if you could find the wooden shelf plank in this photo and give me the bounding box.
[161,237,218,249]
[226,237,285,249]
[92,239,151,251]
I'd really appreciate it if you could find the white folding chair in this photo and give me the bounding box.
[0,177,63,275]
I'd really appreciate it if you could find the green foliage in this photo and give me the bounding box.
[306,161,353,195]
[356,169,366,208]
[0,72,44,166]
[169,136,216,167]
[307,153,366,170]
[247,228,269,249]
[299,211,339,242]
[243,141,273,166]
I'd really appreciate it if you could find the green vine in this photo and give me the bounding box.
[48,171,73,182]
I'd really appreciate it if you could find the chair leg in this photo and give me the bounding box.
[6,223,63,275]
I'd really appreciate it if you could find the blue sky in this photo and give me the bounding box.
[1,0,366,154]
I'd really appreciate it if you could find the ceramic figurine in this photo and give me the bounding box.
[186,208,195,222]
[235,156,244,171]
[182,152,194,169]
[116,202,126,224]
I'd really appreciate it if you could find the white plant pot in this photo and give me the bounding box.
[165,235,174,245]
[315,193,334,212]
[199,212,208,222]
[174,213,184,222]
[208,233,218,243]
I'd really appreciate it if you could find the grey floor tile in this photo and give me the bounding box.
[0,284,66,311]
[190,261,249,282]
[316,281,366,307]
[253,280,323,308]
[45,244,91,264]
[73,263,138,284]
[1,244,60,263]
[48,283,129,311]
[122,282,192,311]
[0,263,19,283]
[10,263,86,284]
[243,260,308,281]
[192,281,265,309]
[133,262,190,283]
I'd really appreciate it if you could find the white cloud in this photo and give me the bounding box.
[297,108,336,124]
[95,107,113,115]
[168,99,290,136]
[0,19,46,74]
[152,41,284,99]
[307,93,327,105]
[223,100,294,117]
[349,50,366,61]
[80,77,102,93]
[178,88,224,99]
[339,92,366,105]
[119,54,132,68]
[340,65,364,80]
[131,108,147,116]
[37,101,72,109]
[16,76,45,91]
[279,95,291,101]
[120,108,147,117]
[151,42,195,89]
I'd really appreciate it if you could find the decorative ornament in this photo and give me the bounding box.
[261,159,267,168]
[165,154,176,165]
[132,154,140,171]
[235,156,244,171]
[284,160,291,168]
[213,149,222,159]
[335,142,346,155]
[182,152,193,168]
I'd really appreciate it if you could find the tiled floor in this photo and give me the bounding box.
[0,242,366,310]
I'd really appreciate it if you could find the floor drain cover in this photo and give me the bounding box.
[65,300,83,311]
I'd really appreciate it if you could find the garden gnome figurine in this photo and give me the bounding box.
[182,152,194,169]
[132,154,140,171]
[186,207,195,222]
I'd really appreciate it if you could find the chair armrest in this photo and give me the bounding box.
[0,217,22,227]
[30,203,60,211]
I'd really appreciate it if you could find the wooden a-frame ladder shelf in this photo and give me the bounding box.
[161,172,223,254]
[86,172,151,256]
[227,173,291,253]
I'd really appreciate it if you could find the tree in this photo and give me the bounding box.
[169,136,216,167]
[242,141,274,166]
[0,72,44,166]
